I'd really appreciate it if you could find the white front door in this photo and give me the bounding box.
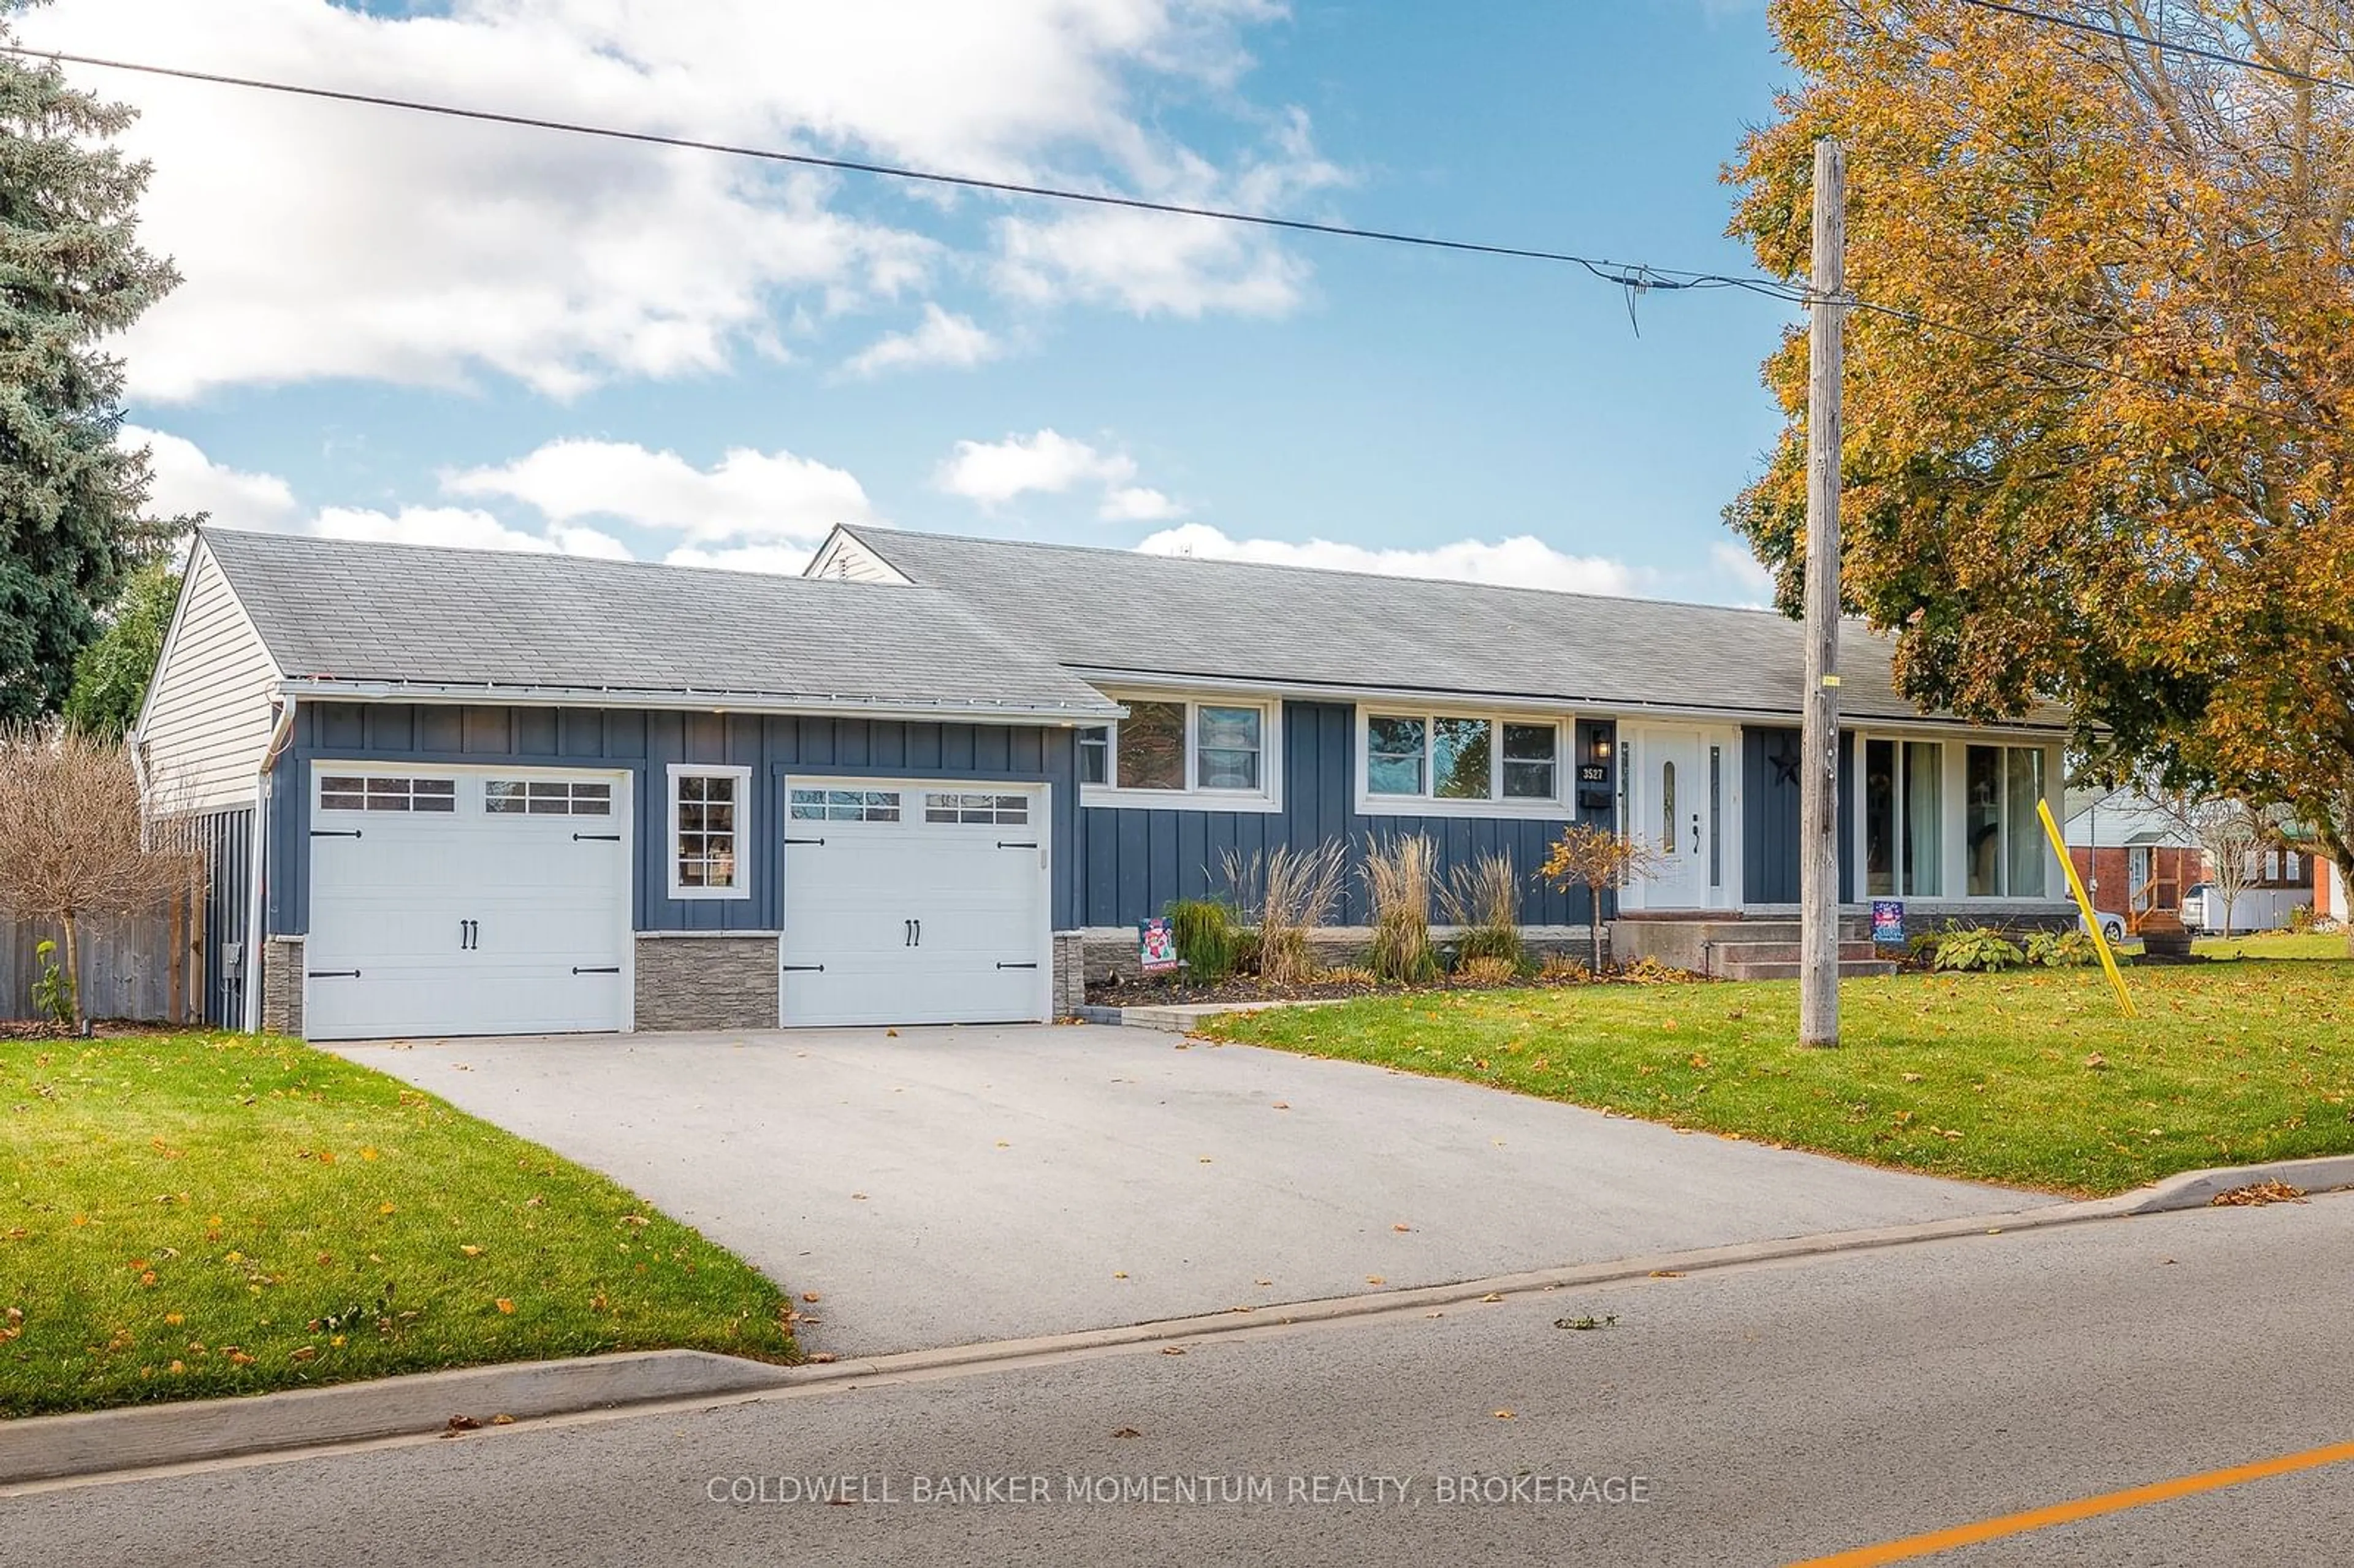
[780,782,1050,1027]
[305,767,633,1040]
[1622,726,1739,911]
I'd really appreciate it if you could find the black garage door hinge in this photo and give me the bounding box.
[308,969,361,979]
[573,832,621,842]
[783,837,826,846]
[571,965,622,975]
[780,963,826,972]
[997,840,1038,850]
[311,829,363,839]
[997,962,1040,970]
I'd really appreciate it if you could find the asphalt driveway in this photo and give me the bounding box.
[328,1024,2032,1355]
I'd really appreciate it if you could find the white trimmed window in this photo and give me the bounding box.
[487,778,612,817]
[1964,745,2051,898]
[1359,712,1564,813]
[669,764,752,899]
[318,775,455,813]
[1078,696,1278,810]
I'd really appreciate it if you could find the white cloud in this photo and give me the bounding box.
[128,425,299,531]
[1709,540,1775,602]
[1099,485,1185,522]
[935,428,1137,506]
[35,0,1328,399]
[1135,523,1639,595]
[444,439,876,549]
[841,304,1000,378]
[311,504,562,555]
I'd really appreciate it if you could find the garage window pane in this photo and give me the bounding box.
[320,776,367,812]
[486,781,526,815]
[571,783,611,816]
[924,791,1029,824]
[412,780,455,812]
[789,790,827,820]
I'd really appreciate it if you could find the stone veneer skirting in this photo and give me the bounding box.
[1052,932,1086,1017]
[262,935,305,1037]
[634,933,781,1031]
[1079,925,1606,987]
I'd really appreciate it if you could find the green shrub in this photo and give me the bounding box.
[1933,927,2027,973]
[1165,899,1238,986]
[2024,929,2098,968]
[31,939,72,1025]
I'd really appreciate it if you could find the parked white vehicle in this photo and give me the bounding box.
[2179,883,2305,934]
[2078,907,2128,943]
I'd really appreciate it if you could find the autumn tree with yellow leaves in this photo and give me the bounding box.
[1726,1,2354,947]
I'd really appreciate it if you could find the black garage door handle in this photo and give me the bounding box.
[308,969,361,979]
[780,964,826,973]
[573,832,621,842]
[997,840,1038,849]
[997,962,1039,970]
[784,837,826,846]
[572,966,621,975]
[311,829,362,839]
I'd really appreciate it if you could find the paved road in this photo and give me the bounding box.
[10,1193,2351,1566]
[329,1024,2023,1352]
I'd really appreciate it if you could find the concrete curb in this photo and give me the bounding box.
[1074,999,1339,1033]
[0,1348,794,1487]
[2117,1154,2354,1214]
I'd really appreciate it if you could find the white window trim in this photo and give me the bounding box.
[1078,693,1283,814]
[668,763,753,902]
[1850,733,2068,904]
[1354,707,1572,820]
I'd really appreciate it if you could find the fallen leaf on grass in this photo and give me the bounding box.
[460,1245,482,1257]
[494,1299,515,1314]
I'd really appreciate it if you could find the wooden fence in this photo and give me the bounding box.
[0,886,211,1024]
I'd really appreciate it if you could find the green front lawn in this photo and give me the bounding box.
[2193,930,2351,962]
[0,1033,796,1417]
[1200,960,2354,1196]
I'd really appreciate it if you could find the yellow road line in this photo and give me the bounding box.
[1792,1439,2354,1566]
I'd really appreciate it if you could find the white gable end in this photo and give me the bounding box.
[135,538,281,812]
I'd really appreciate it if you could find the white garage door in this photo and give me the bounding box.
[780,782,1048,1027]
[305,767,632,1040]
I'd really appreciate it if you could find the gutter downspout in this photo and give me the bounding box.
[246,695,297,1035]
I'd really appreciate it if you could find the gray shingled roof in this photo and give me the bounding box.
[846,527,2073,729]
[201,528,1119,718]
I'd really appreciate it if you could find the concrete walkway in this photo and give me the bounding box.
[328,1024,2033,1356]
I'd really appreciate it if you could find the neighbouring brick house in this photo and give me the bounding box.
[2062,788,2202,928]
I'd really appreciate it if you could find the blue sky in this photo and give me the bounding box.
[34,0,1797,603]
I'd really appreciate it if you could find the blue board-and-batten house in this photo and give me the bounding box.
[134,524,2074,1040]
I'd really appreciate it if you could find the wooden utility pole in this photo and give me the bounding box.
[1799,136,1846,1048]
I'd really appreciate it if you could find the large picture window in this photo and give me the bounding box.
[1364,714,1562,809]
[1863,739,1944,897]
[1078,696,1274,805]
[1966,745,2048,898]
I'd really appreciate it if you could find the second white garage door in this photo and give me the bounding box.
[779,782,1049,1027]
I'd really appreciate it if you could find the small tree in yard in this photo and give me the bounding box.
[2154,791,2268,937]
[0,726,189,1030]
[1539,824,1664,977]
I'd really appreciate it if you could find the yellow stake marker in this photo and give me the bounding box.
[2037,797,2133,1017]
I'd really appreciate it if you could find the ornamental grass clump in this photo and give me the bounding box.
[1222,841,1347,987]
[1363,834,1441,984]
[1440,851,1524,972]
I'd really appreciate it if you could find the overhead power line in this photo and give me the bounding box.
[0,42,1764,298]
[0,40,2302,426]
[1952,0,2354,95]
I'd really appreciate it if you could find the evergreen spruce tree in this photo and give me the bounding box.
[0,1,181,720]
